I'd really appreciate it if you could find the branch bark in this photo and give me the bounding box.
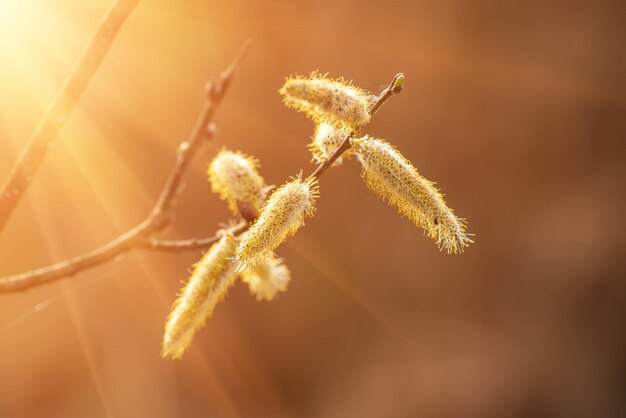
[0,65,398,294]
[0,0,141,235]
[0,44,250,293]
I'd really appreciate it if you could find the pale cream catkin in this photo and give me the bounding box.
[309,122,352,166]
[208,148,266,213]
[162,233,238,359]
[235,176,318,271]
[351,136,471,253]
[279,73,374,130]
[240,257,291,301]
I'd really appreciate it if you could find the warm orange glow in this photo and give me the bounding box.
[1,1,624,417]
[0,0,34,32]
[0,1,59,66]
[0,0,72,141]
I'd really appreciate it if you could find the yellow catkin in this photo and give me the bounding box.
[308,122,352,166]
[351,136,472,253]
[162,233,238,359]
[208,149,266,213]
[235,176,318,270]
[279,73,374,130]
[240,257,291,301]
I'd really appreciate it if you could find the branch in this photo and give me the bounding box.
[0,0,141,235]
[135,222,249,252]
[0,65,395,294]
[142,40,251,231]
[0,43,251,293]
[308,73,405,180]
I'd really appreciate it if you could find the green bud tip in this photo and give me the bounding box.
[392,73,405,93]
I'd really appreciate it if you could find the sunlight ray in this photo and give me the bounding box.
[287,242,420,352]
[60,281,116,418]
[217,309,294,416]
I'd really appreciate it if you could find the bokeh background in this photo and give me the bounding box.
[1,0,625,417]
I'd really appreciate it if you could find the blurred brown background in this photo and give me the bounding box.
[1,0,625,417]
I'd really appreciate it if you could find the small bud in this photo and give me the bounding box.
[208,149,267,213]
[204,81,215,98]
[236,176,318,270]
[391,73,405,93]
[279,72,374,130]
[308,122,352,166]
[178,142,190,153]
[351,136,472,253]
[162,233,238,359]
[205,122,217,138]
[241,257,291,301]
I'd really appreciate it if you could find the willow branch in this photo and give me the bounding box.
[0,66,396,294]
[0,44,250,293]
[0,0,141,235]
[136,221,249,252]
[308,73,404,180]
[142,41,251,231]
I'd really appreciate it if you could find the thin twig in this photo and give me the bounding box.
[135,221,249,252]
[369,73,404,116]
[143,41,251,232]
[0,44,250,293]
[308,73,404,180]
[0,0,141,235]
[0,65,396,294]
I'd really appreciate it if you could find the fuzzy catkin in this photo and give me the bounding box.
[279,73,374,130]
[162,233,238,359]
[241,257,291,301]
[208,149,266,213]
[309,122,352,166]
[235,177,318,270]
[351,136,471,253]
